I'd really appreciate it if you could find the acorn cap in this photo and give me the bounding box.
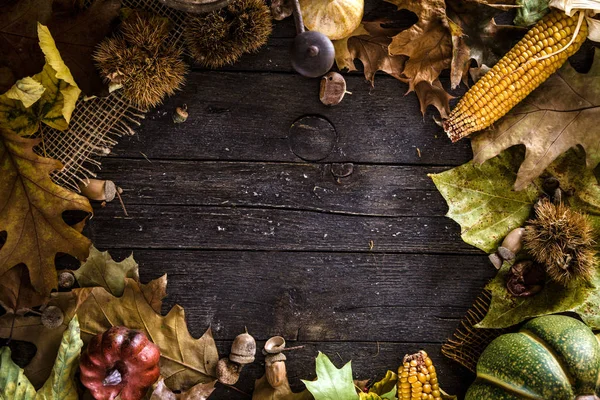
[265,352,287,365]
[229,331,256,364]
[263,335,286,354]
[320,72,347,106]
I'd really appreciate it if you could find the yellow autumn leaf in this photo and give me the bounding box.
[4,77,45,108]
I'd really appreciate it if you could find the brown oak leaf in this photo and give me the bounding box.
[0,264,48,315]
[150,377,216,399]
[471,49,600,190]
[0,0,121,95]
[252,375,313,400]
[0,128,92,295]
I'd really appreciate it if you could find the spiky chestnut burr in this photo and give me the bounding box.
[184,0,272,68]
[524,199,597,285]
[94,11,187,109]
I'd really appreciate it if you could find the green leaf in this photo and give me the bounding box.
[358,393,381,400]
[36,316,83,400]
[514,0,550,26]
[74,245,139,297]
[0,316,82,400]
[479,261,600,329]
[429,148,540,253]
[0,23,80,136]
[0,348,37,399]
[368,371,397,400]
[302,353,359,400]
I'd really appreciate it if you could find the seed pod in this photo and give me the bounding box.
[172,104,188,123]
[498,227,525,260]
[265,353,287,388]
[506,260,545,297]
[78,179,122,202]
[320,72,349,106]
[398,350,442,400]
[488,252,503,270]
[41,306,64,329]
[58,271,75,289]
[216,357,242,385]
[263,335,286,354]
[230,331,256,365]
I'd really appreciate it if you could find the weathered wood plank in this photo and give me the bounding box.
[98,159,451,216]
[86,205,480,254]
[212,340,472,399]
[111,72,472,164]
[92,249,493,342]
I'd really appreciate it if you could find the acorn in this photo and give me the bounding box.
[41,306,64,329]
[263,335,286,355]
[184,0,272,68]
[265,352,287,388]
[229,331,256,365]
[319,72,351,106]
[58,270,75,289]
[524,199,597,285]
[488,252,503,270]
[78,179,122,202]
[172,105,188,123]
[216,357,242,385]
[497,227,525,261]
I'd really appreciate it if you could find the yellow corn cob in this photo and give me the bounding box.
[444,9,588,142]
[398,350,442,400]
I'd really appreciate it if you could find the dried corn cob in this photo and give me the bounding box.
[444,9,588,142]
[398,350,442,400]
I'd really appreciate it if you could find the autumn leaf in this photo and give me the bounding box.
[514,0,550,26]
[471,49,600,191]
[76,277,219,392]
[252,375,313,400]
[0,316,83,400]
[150,377,216,400]
[333,24,406,83]
[0,0,121,96]
[0,23,81,136]
[0,128,92,296]
[478,260,600,329]
[0,265,48,315]
[0,289,90,387]
[74,245,139,297]
[302,352,359,400]
[367,371,397,400]
[429,148,539,253]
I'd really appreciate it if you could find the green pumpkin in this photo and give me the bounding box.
[466,315,600,400]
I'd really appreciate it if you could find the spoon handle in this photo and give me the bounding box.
[291,0,305,35]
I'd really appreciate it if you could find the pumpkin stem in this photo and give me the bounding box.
[103,368,122,386]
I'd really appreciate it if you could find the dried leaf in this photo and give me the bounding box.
[0,129,92,296]
[414,79,453,118]
[471,49,600,191]
[0,24,81,136]
[252,375,313,400]
[0,0,121,96]
[333,24,406,84]
[478,260,600,329]
[150,377,216,400]
[76,277,219,391]
[429,147,539,253]
[74,245,139,297]
[0,316,83,400]
[0,290,90,387]
[302,352,359,400]
[368,371,397,400]
[0,265,48,315]
[514,0,550,26]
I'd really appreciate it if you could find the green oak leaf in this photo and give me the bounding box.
[74,245,139,297]
[478,261,600,329]
[302,352,359,400]
[0,316,82,400]
[430,148,540,253]
[0,23,80,136]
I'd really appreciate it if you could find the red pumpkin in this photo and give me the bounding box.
[79,326,161,400]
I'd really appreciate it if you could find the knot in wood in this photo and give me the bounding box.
[289,116,336,161]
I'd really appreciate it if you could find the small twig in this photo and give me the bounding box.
[372,341,380,358]
[115,190,129,217]
[281,345,305,351]
[140,152,152,163]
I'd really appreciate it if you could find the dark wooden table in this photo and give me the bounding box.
[85,1,497,397]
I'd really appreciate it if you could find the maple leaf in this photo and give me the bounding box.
[0,0,121,96]
[0,264,48,315]
[76,277,220,392]
[302,352,359,400]
[150,377,216,400]
[0,128,92,296]
[471,49,600,191]
[74,245,139,297]
[0,316,83,399]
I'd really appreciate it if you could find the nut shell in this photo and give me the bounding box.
[265,353,287,388]
[229,331,256,364]
[263,336,286,354]
[216,357,241,385]
[41,306,64,329]
[501,227,524,255]
[320,72,347,106]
